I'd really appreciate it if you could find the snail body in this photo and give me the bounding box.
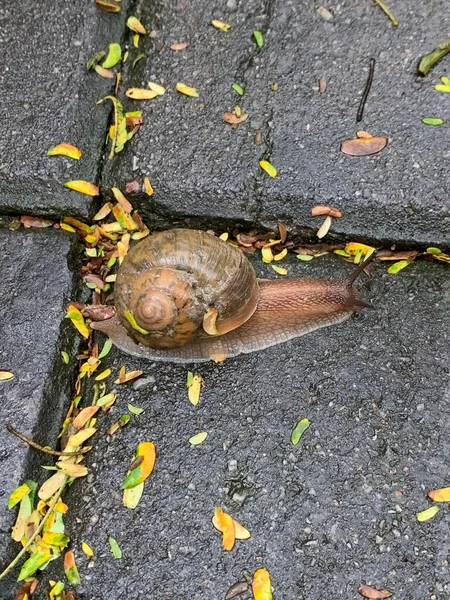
[91,229,371,363]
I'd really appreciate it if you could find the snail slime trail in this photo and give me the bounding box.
[91,229,372,363]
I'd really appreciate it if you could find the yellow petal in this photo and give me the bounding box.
[259,160,277,178]
[64,180,99,196]
[211,19,231,31]
[147,81,166,96]
[125,88,160,100]
[47,143,82,160]
[176,82,199,97]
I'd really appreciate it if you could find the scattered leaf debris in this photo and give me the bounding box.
[421,117,444,126]
[0,370,14,381]
[223,111,249,127]
[125,88,160,100]
[95,0,120,13]
[317,6,333,21]
[47,143,82,160]
[170,42,188,50]
[312,205,342,218]
[127,16,146,34]
[316,215,332,239]
[232,83,245,96]
[102,43,121,69]
[64,181,99,196]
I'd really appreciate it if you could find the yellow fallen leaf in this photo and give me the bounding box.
[428,487,450,502]
[66,427,97,448]
[65,304,89,339]
[252,568,273,600]
[261,246,274,263]
[143,176,154,196]
[125,88,160,100]
[81,542,94,557]
[417,506,439,522]
[95,368,111,381]
[214,507,236,550]
[345,242,376,257]
[211,19,231,31]
[0,371,14,381]
[72,406,100,429]
[47,143,82,160]
[56,462,88,478]
[259,160,277,178]
[316,215,332,239]
[64,180,99,196]
[93,203,113,221]
[114,368,144,384]
[148,81,166,96]
[111,187,133,213]
[123,481,144,509]
[127,15,146,34]
[271,264,287,275]
[212,510,251,540]
[273,248,287,261]
[187,372,202,405]
[176,82,199,97]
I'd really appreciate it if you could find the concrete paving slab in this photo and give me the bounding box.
[0,229,79,591]
[107,0,450,246]
[0,1,129,218]
[102,0,273,227]
[39,258,450,599]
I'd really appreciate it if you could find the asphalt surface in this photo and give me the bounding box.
[0,0,450,598]
[104,0,450,246]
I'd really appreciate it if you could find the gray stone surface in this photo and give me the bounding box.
[37,257,450,600]
[105,0,450,246]
[0,229,79,592]
[0,0,129,218]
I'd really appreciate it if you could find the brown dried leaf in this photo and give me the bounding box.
[278,222,287,243]
[82,304,116,321]
[341,134,387,156]
[20,215,54,228]
[377,249,419,262]
[223,112,249,127]
[358,585,392,599]
[318,76,327,93]
[95,0,120,12]
[311,205,342,218]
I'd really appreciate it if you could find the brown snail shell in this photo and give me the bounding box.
[91,229,373,363]
[114,229,259,349]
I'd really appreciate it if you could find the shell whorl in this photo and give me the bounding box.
[114,229,260,349]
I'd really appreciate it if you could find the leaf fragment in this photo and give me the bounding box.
[214,507,236,551]
[127,16,146,34]
[107,414,130,435]
[421,117,444,126]
[38,470,67,501]
[123,481,144,509]
[109,536,122,558]
[291,418,311,445]
[189,431,208,445]
[427,486,450,502]
[65,304,89,339]
[358,584,392,599]
[87,50,106,70]
[340,133,387,156]
[223,112,249,127]
[61,351,70,364]
[416,505,439,522]
[316,215,332,239]
[148,81,166,96]
[417,39,450,76]
[121,441,156,489]
[128,403,145,415]
[387,260,410,275]
[47,144,82,160]
[176,82,199,97]
[212,509,250,540]
[56,462,88,478]
[345,242,376,257]
[252,568,273,600]
[259,160,277,178]
[253,30,264,47]
[18,547,51,581]
[98,338,113,359]
[271,264,287,275]
[64,550,81,585]
[171,42,189,50]
[125,88,159,100]
[114,367,144,384]
[102,43,121,69]
[434,84,450,93]
[143,176,154,196]
[232,83,245,95]
[211,19,231,31]
[311,205,342,218]
[187,372,203,406]
[72,406,100,429]
[81,542,94,557]
[8,483,31,509]
[95,0,120,11]
[0,370,14,381]
[64,180,99,196]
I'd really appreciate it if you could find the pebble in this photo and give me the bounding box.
[226,0,238,10]
[228,459,238,473]
[133,375,156,390]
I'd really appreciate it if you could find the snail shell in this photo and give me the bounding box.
[114,229,259,348]
[92,229,372,363]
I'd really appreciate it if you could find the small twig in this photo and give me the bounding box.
[373,0,398,26]
[0,478,68,581]
[357,58,376,122]
[417,39,450,76]
[6,424,90,456]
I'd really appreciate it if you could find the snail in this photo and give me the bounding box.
[91,228,372,363]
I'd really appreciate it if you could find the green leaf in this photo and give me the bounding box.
[189,431,208,445]
[334,249,351,257]
[291,418,311,445]
[18,547,51,580]
[8,483,31,509]
[102,43,122,69]
[98,338,113,359]
[417,505,439,522]
[121,442,156,489]
[232,83,245,96]
[296,254,314,261]
[387,260,410,274]
[128,403,145,415]
[253,30,264,48]
[109,536,122,558]
[421,117,444,126]
[127,16,146,34]
[97,95,128,159]
[187,371,194,387]
[132,53,145,69]
[124,310,150,335]
[426,247,442,254]
[259,159,277,178]
[61,351,70,364]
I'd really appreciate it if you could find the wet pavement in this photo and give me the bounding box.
[0,0,449,598]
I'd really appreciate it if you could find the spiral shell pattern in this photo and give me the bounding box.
[114,229,259,349]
